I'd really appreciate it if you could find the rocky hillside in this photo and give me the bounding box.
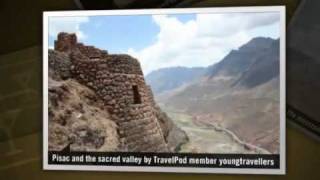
[155,37,280,153]
[48,77,120,151]
[207,37,275,79]
[48,32,187,152]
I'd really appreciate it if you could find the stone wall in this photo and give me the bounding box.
[52,32,169,152]
[48,50,71,80]
[69,56,168,152]
[54,32,77,52]
[55,32,108,59]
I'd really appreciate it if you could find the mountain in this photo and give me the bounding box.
[146,66,206,94]
[232,39,280,88]
[207,37,276,78]
[155,37,281,153]
[147,37,277,96]
[156,37,279,104]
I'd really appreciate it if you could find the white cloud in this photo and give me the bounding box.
[49,16,89,40]
[127,12,279,75]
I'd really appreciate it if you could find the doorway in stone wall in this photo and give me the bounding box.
[132,85,141,104]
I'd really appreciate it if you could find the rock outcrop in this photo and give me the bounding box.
[48,32,187,152]
[48,77,120,152]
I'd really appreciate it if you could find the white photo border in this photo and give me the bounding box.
[43,6,286,175]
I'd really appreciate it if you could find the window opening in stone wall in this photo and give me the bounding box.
[89,56,100,61]
[132,85,141,104]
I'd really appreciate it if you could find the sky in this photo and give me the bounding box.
[48,12,280,75]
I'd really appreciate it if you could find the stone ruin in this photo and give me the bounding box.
[50,32,175,152]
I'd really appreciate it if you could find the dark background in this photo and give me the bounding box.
[0,0,319,179]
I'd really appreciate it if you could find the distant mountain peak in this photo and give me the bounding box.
[239,37,275,51]
[146,66,206,94]
[147,37,279,95]
[206,37,277,78]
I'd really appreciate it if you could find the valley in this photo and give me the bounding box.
[161,106,270,154]
[148,37,281,154]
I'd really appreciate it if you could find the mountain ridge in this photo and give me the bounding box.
[146,66,206,94]
[151,36,281,153]
[146,37,278,94]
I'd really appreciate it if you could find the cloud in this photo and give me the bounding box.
[49,16,89,40]
[127,12,279,75]
[196,13,279,37]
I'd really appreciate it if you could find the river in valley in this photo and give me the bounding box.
[164,110,263,154]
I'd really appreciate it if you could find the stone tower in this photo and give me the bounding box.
[53,32,169,152]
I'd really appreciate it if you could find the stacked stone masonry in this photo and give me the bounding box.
[53,32,169,152]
